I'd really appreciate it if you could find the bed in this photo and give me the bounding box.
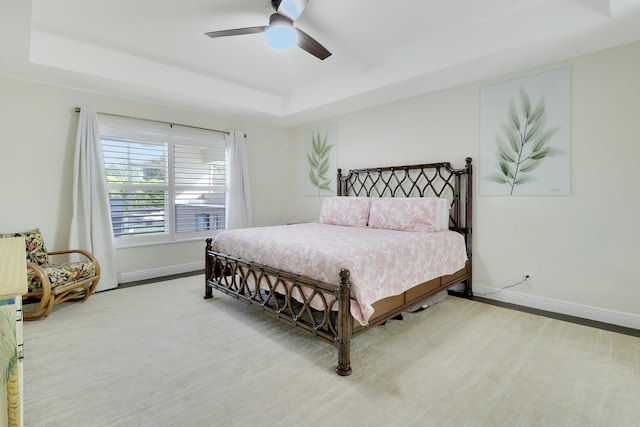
[204,157,472,376]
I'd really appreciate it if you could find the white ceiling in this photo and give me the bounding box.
[2,0,640,126]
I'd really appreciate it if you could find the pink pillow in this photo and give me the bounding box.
[368,197,447,232]
[318,197,371,227]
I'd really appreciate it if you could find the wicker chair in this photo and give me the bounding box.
[0,229,101,320]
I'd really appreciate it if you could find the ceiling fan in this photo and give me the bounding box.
[205,0,331,60]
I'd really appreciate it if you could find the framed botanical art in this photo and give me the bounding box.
[304,123,337,196]
[480,68,571,196]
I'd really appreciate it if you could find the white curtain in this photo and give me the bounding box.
[69,106,118,292]
[225,131,253,229]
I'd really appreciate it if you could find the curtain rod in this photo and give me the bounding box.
[74,107,244,137]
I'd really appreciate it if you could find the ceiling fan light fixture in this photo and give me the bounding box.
[265,13,298,50]
[265,25,298,50]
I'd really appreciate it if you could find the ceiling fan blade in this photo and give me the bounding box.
[205,26,268,39]
[272,0,310,21]
[296,29,331,60]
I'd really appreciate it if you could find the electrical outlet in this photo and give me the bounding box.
[523,272,533,287]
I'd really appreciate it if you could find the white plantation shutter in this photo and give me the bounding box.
[102,139,168,238]
[98,116,227,246]
[173,142,227,233]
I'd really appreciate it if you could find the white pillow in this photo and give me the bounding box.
[435,198,451,231]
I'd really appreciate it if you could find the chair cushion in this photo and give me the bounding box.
[0,228,50,266]
[28,262,97,291]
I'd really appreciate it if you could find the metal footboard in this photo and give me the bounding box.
[205,240,353,375]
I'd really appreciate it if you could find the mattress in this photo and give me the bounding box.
[212,222,467,325]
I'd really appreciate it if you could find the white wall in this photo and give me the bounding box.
[0,78,290,281]
[287,42,640,327]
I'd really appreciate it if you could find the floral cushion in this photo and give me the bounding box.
[318,197,371,227]
[27,262,97,291]
[368,197,447,232]
[0,228,50,266]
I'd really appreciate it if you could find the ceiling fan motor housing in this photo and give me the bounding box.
[269,12,293,27]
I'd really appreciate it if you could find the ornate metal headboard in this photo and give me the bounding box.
[337,157,473,258]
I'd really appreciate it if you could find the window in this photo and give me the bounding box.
[99,116,227,247]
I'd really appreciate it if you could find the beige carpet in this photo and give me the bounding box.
[23,275,640,426]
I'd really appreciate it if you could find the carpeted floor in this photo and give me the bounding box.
[23,275,640,426]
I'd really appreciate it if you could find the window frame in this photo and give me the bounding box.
[98,116,228,248]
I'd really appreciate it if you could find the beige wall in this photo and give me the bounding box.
[0,78,290,280]
[1,41,639,323]
[288,41,640,320]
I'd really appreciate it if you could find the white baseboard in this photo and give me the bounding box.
[117,261,204,284]
[473,284,640,330]
[115,270,639,330]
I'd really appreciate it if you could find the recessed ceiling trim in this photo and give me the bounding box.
[29,31,285,116]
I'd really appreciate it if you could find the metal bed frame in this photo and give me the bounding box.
[205,157,472,376]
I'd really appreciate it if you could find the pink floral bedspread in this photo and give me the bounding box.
[212,223,467,326]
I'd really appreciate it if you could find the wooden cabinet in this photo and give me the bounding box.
[0,297,23,427]
[0,237,27,427]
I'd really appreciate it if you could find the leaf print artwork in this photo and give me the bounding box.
[485,88,565,195]
[480,68,570,196]
[303,123,337,196]
[307,131,334,194]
